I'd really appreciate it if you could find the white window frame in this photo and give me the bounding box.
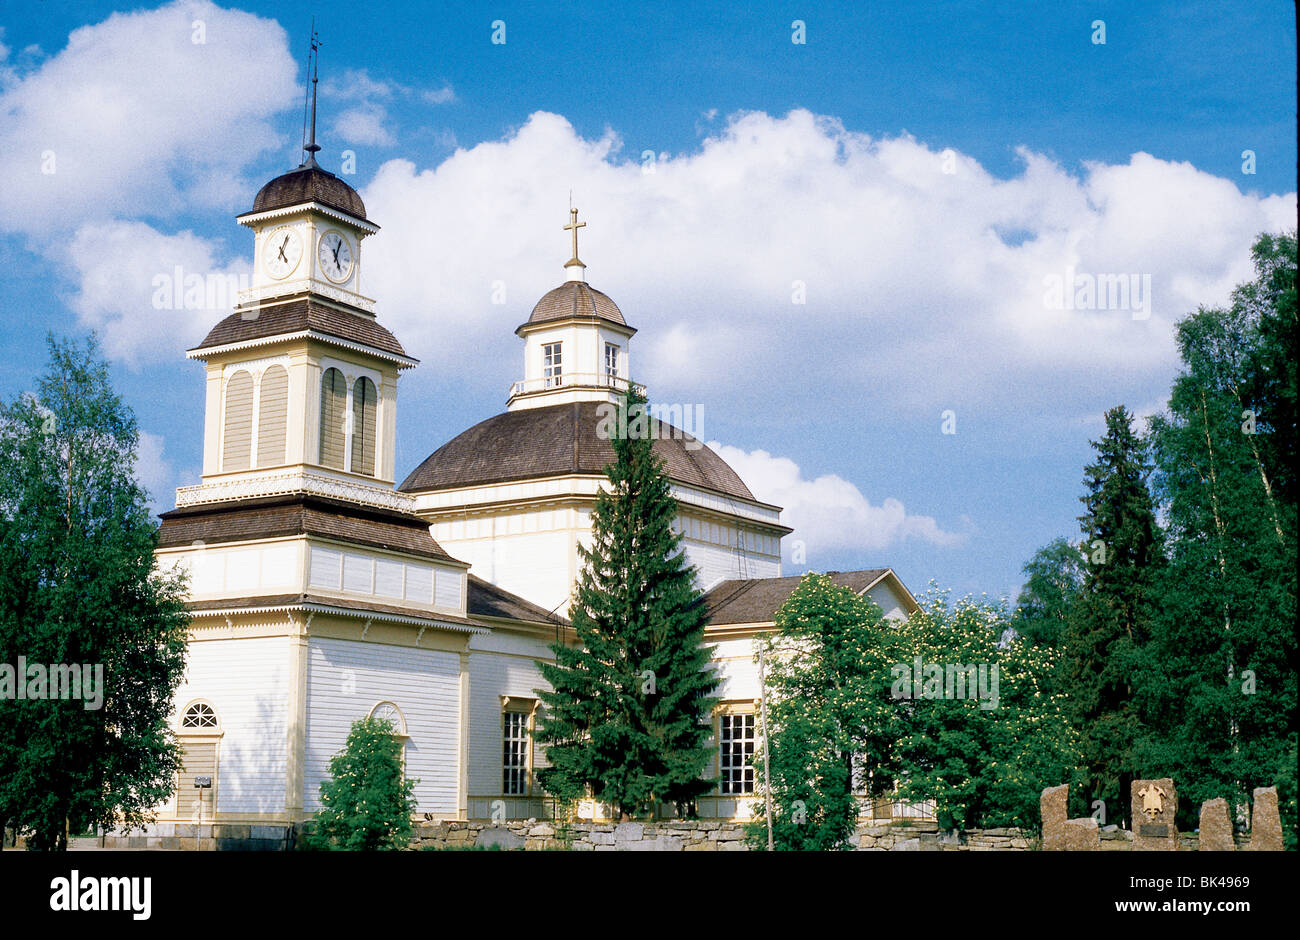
[604,342,619,384]
[543,342,563,388]
[718,709,756,796]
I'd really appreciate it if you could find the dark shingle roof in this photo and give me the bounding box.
[250,164,367,220]
[157,494,459,563]
[522,281,628,331]
[702,570,895,625]
[398,401,755,501]
[190,298,408,359]
[468,575,567,625]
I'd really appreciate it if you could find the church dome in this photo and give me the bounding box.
[251,164,367,220]
[522,281,629,332]
[399,401,754,501]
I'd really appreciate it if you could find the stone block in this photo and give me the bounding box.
[1249,787,1284,851]
[1041,784,1068,851]
[894,838,920,851]
[588,830,615,845]
[1131,778,1178,850]
[1062,817,1100,851]
[1198,798,1235,851]
[684,840,717,851]
[249,826,281,841]
[476,826,525,850]
[718,839,748,850]
[613,822,643,842]
[528,823,555,838]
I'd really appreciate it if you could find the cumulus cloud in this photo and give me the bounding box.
[61,220,250,368]
[709,442,966,554]
[322,68,454,148]
[133,430,175,508]
[0,0,298,237]
[361,110,1294,430]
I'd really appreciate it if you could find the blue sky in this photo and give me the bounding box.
[0,0,1295,603]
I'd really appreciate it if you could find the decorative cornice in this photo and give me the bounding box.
[186,329,417,368]
[237,278,376,313]
[236,201,380,234]
[175,469,418,512]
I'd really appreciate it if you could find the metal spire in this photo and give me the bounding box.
[301,23,322,168]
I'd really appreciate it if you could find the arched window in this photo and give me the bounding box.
[256,365,288,468]
[368,700,406,736]
[222,371,253,471]
[319,367,347,470]
[351,376,377,476]
[181,701,219,729]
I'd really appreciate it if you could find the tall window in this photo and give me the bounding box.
[719,712,756,795]
[543,342,562,388]
[256,365,288,468]
[604,342,619,385]
[351,376,377,476]
[222,370,253,471]
[503,710,530,795]
[319,367,347,470]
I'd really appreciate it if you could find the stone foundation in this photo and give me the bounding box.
[101,822,294,851]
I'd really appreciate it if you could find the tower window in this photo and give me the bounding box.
[319,367,347,470]
[543,343,562,388]
[351,376,377,477]
[604,342,619,384]
[221,370,253,472]
[256,365,288,468]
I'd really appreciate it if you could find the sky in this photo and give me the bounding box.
[0,0,1295,604]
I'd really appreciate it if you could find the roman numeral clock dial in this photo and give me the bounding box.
[317,230,353,283]
[262,225,302,279]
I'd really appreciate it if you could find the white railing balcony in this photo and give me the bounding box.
[508,373,646,399]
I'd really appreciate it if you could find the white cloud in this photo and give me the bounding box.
[709,442,966,554]
[334,103,395,147]
[360,110,1295,429]
[0,0,297,237]
[61,220,250,368]
[133,430,175,506]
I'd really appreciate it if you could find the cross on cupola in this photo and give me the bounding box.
[563,207,587,282]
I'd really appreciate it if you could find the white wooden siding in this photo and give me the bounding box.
[171,636,289,815]
[303,637,461,816]
[465,637,555,799]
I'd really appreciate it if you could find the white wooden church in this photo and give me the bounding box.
[109,131,919,848]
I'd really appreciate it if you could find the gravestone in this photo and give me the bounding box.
[1198,798,1234,851]
[1249,787,1283,851]
[1041,785,1068,851]
[1131,778,1177,850]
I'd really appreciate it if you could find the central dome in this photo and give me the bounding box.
[399,401,754,501]
[251,164,367,220]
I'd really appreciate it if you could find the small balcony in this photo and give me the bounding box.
[508,373,646,400]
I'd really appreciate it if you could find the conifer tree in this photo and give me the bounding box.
[1064,405,1162,825]
[534,387,719,819]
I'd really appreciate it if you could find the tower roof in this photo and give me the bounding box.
[520,281,630,333]
[250,164,367,220]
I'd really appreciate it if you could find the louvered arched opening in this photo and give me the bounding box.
[256,365,288,468]
[221,370,253,471]
[351,376,377,476]
[319,367,347,470]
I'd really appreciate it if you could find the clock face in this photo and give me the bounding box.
[263,226,302,279]
[317,230,354,283]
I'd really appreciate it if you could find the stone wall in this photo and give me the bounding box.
[409,818,1038,851]
[100,822,294,851]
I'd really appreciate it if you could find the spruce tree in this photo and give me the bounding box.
[1064,405,1161,825]
[0,334,190,850]
[534,387,719,819]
